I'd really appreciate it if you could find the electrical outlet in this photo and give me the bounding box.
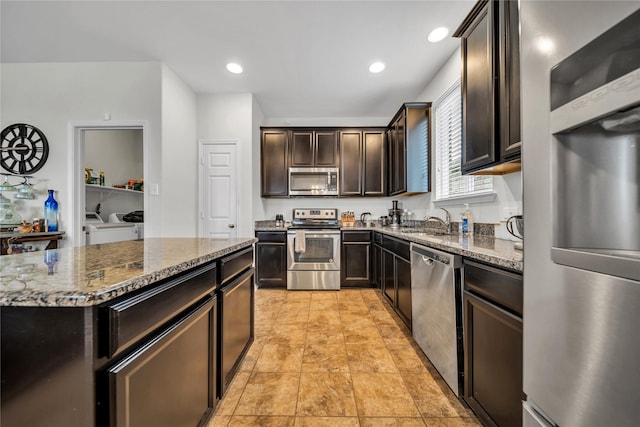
[502,206,517,220]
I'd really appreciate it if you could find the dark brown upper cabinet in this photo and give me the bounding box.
[363,130,387,196]
[260,129,288,197]
[454,0,521,175]
[339,129,387,197]
[339,130,363,196]
[290,130,339,167]
[387,103,431,195]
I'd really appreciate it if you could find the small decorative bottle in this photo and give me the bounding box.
[44,189,59,232]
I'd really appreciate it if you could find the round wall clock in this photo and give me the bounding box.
[1,123,50,175]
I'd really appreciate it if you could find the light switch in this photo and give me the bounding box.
[151,184,159,195]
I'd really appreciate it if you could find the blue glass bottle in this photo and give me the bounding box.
[44,189,58,232]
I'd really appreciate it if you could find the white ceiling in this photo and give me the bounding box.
[0,0,475,120]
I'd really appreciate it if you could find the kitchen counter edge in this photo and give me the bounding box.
[255,224,522,273]
[0,237,257,308]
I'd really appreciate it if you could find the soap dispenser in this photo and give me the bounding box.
[461,204,473,236]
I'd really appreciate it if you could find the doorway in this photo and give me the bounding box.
[199,141,238,239]
[70,121,148,246]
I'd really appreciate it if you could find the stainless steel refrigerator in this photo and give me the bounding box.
[521,2,640,426]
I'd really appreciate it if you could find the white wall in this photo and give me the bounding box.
[0,62,162,245]
[160,64,198,237]
[196,93,256,238]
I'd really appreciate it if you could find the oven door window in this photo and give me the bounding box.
[294,236,335,263]
[288,232,340,271]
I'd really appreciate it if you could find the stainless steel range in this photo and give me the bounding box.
[287,208,340,290]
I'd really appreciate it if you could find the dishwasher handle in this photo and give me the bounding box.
[410,243,461,268]
[421,256,435,266]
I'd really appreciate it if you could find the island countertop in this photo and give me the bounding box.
[0,237,256,307]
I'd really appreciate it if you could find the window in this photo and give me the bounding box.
[434,81,492,201]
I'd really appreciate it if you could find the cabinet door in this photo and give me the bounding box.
[363,131,386,196]
[290,131,314,166]
[341,242,372,287]
[373,244,382,289]
[261,130,288,196]
[389,112,407,195]
[382,249,395,305]
[255,242,287,288]
[464,290,523,427]
[108,297,217,427]
[339,130,363,196]
[315,131,339,166]
[395,256,412,329]
[499,0,521,161]
[460,1,497,174]
[219,268,254,396]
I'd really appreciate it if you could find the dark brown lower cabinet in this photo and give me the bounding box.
[373,237,383,289]
[463,260,523,427]
[382,249,395,304]
[380,234,411,329]
[218,268,254,396]
[395,256,412,328]
[341,231,372,287]
[255,231,287,288]
[108,296,217,427]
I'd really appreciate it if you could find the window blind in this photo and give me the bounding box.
[434,82,492,200]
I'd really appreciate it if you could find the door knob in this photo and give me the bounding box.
[228,224,235,228]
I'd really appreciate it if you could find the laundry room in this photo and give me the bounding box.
[84,128,144,243]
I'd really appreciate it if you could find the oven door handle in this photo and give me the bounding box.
[293,229,306,253]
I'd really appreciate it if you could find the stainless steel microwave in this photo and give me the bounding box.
[288,167,339,196]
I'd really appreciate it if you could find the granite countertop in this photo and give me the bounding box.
[255,221,523,273]
[0,237,257,307]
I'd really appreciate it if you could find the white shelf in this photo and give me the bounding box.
[85,184,143,196]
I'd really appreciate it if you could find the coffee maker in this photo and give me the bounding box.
[388,200,404,228]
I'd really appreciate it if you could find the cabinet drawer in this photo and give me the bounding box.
[342,231,371,242]
[463,260,523,316]
[107,296,216,427]
[219,246,253,285]
[102,262,217,358]
[382,235,410,261]
[256,231,287,243]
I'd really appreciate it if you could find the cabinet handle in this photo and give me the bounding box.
[228,224,235,229]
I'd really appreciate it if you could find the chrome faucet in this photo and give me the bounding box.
[426,208,452,233]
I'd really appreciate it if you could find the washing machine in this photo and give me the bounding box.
[108,212,144,239]
[85,212,138,245]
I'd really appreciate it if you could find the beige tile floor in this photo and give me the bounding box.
[208,289,480,427]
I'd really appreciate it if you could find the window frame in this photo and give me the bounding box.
[433,80,495,206]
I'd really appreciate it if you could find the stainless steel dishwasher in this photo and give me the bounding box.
[410,242,464,397]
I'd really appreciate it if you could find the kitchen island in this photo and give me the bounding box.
[0,237,256,427]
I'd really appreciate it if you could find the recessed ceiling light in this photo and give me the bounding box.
[226,63,243,74]
[369,62,385,73]
[427,26,449,43]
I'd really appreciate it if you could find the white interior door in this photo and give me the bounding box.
[200,142,238,238]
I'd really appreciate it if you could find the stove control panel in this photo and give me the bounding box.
[292,208,338,220]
